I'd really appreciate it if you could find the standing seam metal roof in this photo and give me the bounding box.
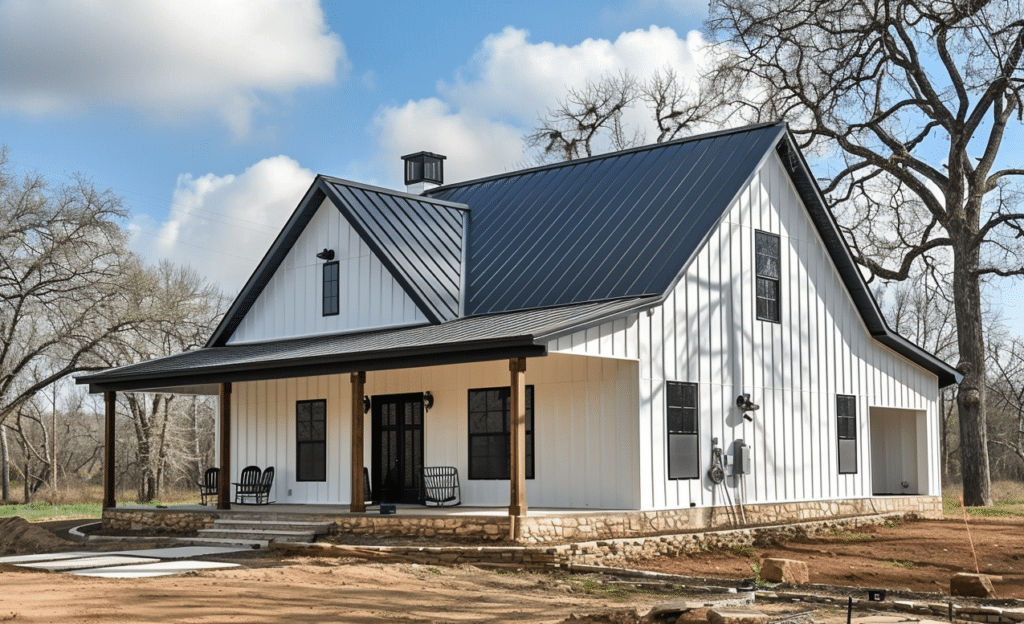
[430,125,783,316]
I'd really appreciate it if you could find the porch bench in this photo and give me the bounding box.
[420,466,461,507]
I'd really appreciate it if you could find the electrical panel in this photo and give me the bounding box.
[734,439,751,475]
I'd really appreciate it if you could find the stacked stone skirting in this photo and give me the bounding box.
[102,495,941,545]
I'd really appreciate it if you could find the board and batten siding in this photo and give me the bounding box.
[549,151,941,511]
[230,354,640,508]
[228,197,428,345]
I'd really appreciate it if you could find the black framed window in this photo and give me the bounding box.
[297,399,327,482]
[667,381,700,479]
[837,394,857,474]
[468,386,534,480]
[755,230,781,322]
[323,261,339,316]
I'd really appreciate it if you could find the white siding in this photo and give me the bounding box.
[231,354,641,508]
[630,151,940,510]
[228,197,428,344]
[550,151,942,511]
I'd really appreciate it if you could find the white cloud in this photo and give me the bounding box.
[132,156,316,294]
[0,0,347,137]
[369,26,717,187]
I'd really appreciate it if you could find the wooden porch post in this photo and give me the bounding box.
[217,383,232,510]
[509,358,528,527]
[350,371,366,513]
[103,391,116,509]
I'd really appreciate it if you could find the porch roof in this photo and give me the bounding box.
[76,296,658,394]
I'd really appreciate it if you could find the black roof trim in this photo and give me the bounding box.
[772,132,960,387]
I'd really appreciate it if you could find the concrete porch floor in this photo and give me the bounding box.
[114,503,619,518]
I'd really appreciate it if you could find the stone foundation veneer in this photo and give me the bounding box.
[102,495,940,544]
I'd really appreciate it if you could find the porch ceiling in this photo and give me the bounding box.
[76,296,658,394]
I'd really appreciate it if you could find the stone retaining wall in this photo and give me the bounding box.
[103,495,941,544]
[102,508,216,533]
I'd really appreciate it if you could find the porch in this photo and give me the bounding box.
[101,494,943,546]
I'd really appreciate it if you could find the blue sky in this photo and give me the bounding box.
[0,0,1021,337]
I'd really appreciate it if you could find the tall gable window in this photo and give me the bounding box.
[837,394,857,474]
[297,399,327,482]
[468,386,534,480]
[667,381,700,479]
[755,231,781,323]
[323,261,339,316]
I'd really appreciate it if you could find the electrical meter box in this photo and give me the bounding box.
[734,439,751,475]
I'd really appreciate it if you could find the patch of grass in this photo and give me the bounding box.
[0,501,101,522]
[880,559,915,568]
[943,480,1024,518]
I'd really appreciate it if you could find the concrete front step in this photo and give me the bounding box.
[195,519,333,545]
[186,536,270,548]
[210,519,332,534]
[198,528,317,542]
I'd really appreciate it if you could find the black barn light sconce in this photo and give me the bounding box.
[316,248,335,261]
[363,395,370,414]
[423,391,434,412]
[736,393,760,421]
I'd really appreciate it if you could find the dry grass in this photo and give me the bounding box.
[1,483,202,522]
[943,479,1024,517]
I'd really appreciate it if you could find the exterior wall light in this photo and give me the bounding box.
[736,393,760,421]
[363,395,370,414]
[423,391,434,412]
[316,248,335,261]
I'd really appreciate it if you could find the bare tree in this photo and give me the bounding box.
[100,261,227,501]
[708,0,1024,506]
[0,147,151,431]
[989,337,1024,472]
[526,67,739,164]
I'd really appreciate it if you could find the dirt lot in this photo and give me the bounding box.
[0,516,1021,623]
[634,517,1024,599]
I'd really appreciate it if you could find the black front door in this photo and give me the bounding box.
[371,393,424,504]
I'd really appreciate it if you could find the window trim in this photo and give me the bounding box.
[467,385,535,481]
[837,394,858,475]
[322,261,339,317]
[296,399,327,482]
[666,381,700,480]
[755,230,781,323]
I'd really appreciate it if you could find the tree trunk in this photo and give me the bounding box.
[23,459,30,504]
[953,244,993,506]
[1,425,9,502]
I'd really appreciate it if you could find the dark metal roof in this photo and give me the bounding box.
[322,178,466,323]
[78,297,658,393]
[429,124,784,316]
[110,122,957,392]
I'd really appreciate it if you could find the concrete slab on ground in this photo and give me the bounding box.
[0,551,93,564]
[69,560,240,578]
[105,546,248,559]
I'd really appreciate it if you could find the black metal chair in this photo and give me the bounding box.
[232,465,262,504]
[419,466,461,507]
[197,467,219,505]
[363,467,373,503]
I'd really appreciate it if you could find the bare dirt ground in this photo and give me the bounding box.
[0,516,1021,623]
[633,517,1024,599]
